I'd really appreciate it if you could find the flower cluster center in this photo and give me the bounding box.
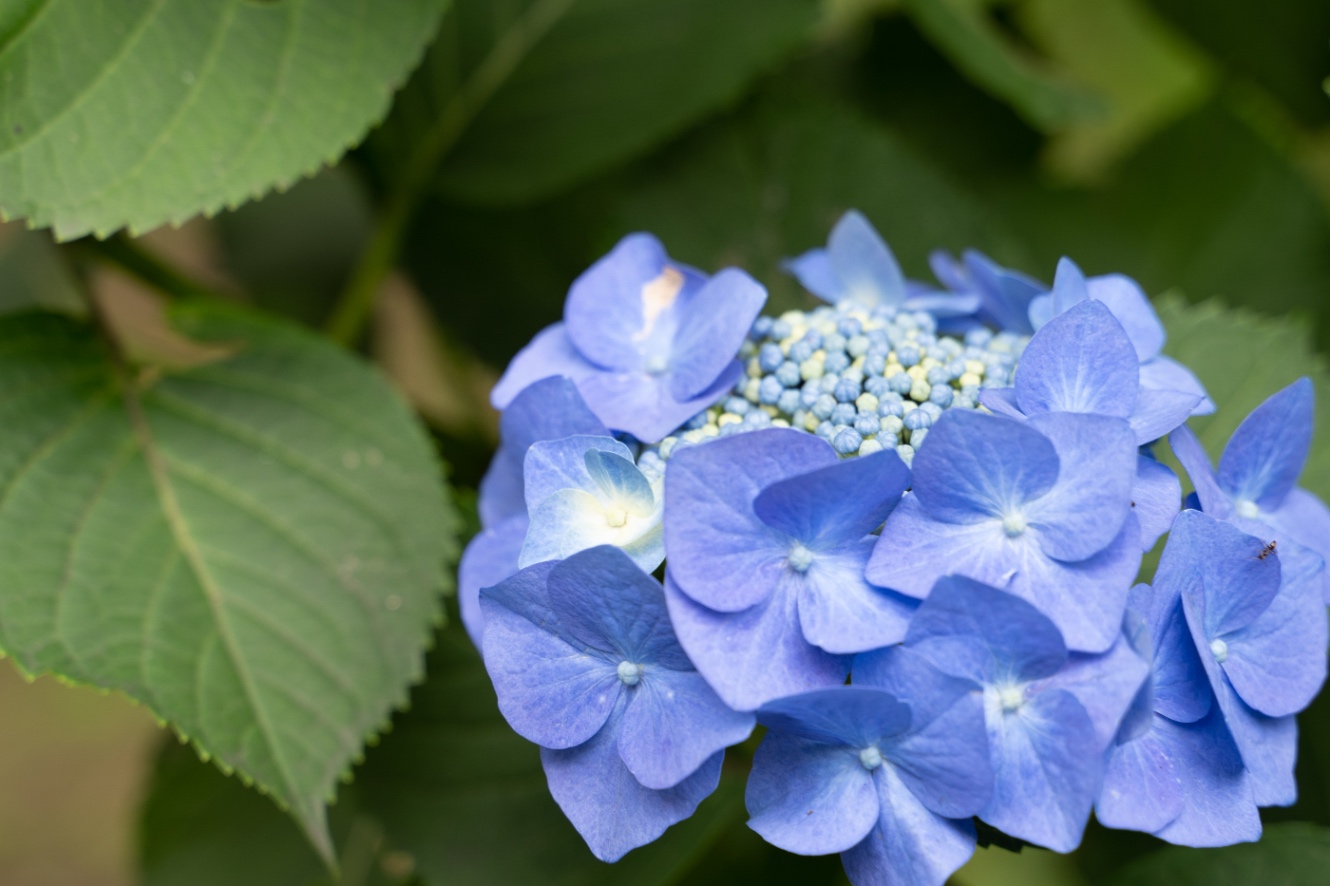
[617,661,643,686]
[1210,638,1229,664]
[859,746,884,771]
[788,543,815,573]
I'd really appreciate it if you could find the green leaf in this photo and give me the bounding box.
[901,0,1105,132]
[1154,293,1330,500]
[0,0,449,240]
[368,0,819,207]
[0,305,457,863]
[0,222,84,315]
[612,84,1029,314]
[353,622,744,885]
[1109,823,1330,886]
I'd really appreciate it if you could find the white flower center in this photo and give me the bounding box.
[999,685,1025,712]
[1002,513,1028,538]
[1235,499,1260,519]
[1210,638,1229,664]
[605,507,628,528]
[859,746,883,770]
[788,543,815,573]
[617,661,642,686]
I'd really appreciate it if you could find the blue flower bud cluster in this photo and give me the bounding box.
[462,209,1330,885]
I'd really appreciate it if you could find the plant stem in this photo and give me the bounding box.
[78,234,222,302]
[325,0,576,346]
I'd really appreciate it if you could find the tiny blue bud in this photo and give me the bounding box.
[878,398,905,418]
[909,427,929,447]
[812,394,837,420]
[771,320,793,340]
[744,410,772,428]
[862,352,887,376]
[838,317,863,337]
[846,335,870,358]
[833,377,862,403]
[832,403,857,425]
[903,408,932,431]
[815,420,836,439]
[724,396,751,416]
[920,402,944,421]
[751,316,774,340]
[759,376,784,404]
[823,332,848,355]
[896,344,921,367]
[824,351,850,374]
[865,376,892,398]
[929,385,954,407]
[926,366,952,385]
[819,375,839,394]
[684,411,710,431]
[759,343,785,372]
[888,372,914,394]
[800,385,821,408]
[854,414,880,436]
[778,389,802,414]
[965,327,992,347]
[801,329,823,349]
[776,361,802,388]
[833,427,863,455]
[788,340,815,363]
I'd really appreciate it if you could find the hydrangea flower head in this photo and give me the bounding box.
[519,434,664,572]
[663,428,915,710]
[904,576,1147,852]
[867,408,1142,651]
[480,545,755,860]
[1171,378,1330,600]
[784,210,980,317]
[491,232,767,442]
[746,646,992,886]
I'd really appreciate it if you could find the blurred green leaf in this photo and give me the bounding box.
[1109,823,1330,886]
[368,0,819,207]
[0,306,456,862]
[902,0,1105,132]
[612,84,1029,313]
[0,0,448,239]
[1154,294,1330,500]
[353,621,745,885]
[0,222,84,315]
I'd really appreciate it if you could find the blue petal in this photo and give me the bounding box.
[563,232,682,372]
[1168,510,1281,638]
[490,323,599,410]
[585,448,655,514]
[665,428,837,613]
[1032,257,1091,326]
[900,291,983,318]
[663,572,849,711]
[855,646,994,819]
[519,486,664,573]
[1151,709,1262,846]
[578,360,744,443]
[757,686,912,747]
[841,769,978,886]
[1129,388,1205,444]
[928,250,969,291]
[522,435,634,514]
[754,448,910,547]
[827,210,908,308]
[546,547,691,670]
[904,575,1066,686]
[1220,538,1327,718]
[669,268,767,401]
[910,409,1060,523]
[1015,299,1138,419]
[1085,273,1166,362]
[1148,595,1213,725]
[1261,488,1330,602]
[1169,425,1232,518]
[541,702,722,862]
[1037,634,1148,750]
[458,514,527,647]
[797,540,916,654]
[481,563,622,749]
[976,386,1024,419]
[867,494,1019,600]
[1140,356,1214,414]
[618,669,755,790]
[1133,455,1181,552]
[1218,378,1314,510]
[1098,722,1183,834]
[1024,412,1137,562]
[981,688,1099,853]
[964,249,1044,335]
[783,248,842,303]
[746,730,881,855]
[479,375,607,528]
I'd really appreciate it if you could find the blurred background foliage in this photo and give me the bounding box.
[2,0,1330,883]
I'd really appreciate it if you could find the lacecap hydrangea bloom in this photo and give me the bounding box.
[464,210,1330,884]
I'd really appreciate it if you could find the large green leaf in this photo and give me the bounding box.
[367,0,818,207]
[0,306,456,862]
[1109,823,1330,886]
[0,0,448,240]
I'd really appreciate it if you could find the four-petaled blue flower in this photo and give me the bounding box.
[461,376,609,645]
[784,210,980,317]
[746,646,992,886]
[1172,377,1330,602]
[903,576,1148,852]
[867,408,1142,652]
[1158,510,1327,808]
[491,232,767,443]
[662,428,915,710]
[519,434,665,572]
[480,545,756,861]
